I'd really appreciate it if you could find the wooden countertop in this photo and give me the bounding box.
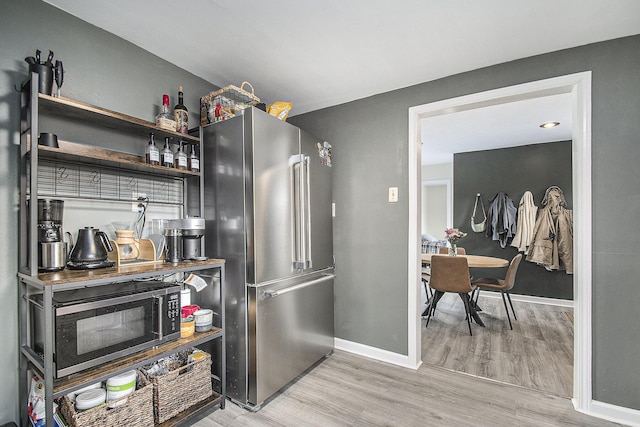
[19,258,225,287]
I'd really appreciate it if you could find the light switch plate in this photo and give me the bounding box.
[389,187,398,203]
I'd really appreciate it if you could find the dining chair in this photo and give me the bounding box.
[438,247,467,255]
[426,255,478,335]
[471,253,523,330]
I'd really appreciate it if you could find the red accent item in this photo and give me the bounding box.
[181,304,200,318]
[162,94,170,105]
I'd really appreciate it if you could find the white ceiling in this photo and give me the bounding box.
[422,93,573,165]
[43,0,640,164]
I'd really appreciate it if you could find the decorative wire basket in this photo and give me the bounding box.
[148,350,213,424]
[58,370,153,427]
[200,81,260,125]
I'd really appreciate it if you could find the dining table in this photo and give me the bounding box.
[421,253,509,268]
[421,253,509,325]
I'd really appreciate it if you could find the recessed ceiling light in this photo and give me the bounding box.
[540,121,560,129]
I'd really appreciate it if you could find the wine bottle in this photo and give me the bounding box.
[175,140,188,170]
[162,137,174,168]
[189,144,200,173]
[155,94,176,131]
[146,133,160,165]
[174,86,188,134]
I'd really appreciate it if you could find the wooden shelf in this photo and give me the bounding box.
[29,138,200,178]
[19,258,225,288]
[44,328,223,397]
[37,93,200,144]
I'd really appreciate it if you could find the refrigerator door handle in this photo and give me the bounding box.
[303,155,312,269]
[290,154,305,270]
[262,274,335,299]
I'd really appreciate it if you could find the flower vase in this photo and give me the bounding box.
[448,243,457,256]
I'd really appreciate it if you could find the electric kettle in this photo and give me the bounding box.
[67,227,115,270]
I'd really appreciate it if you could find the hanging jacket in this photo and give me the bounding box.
[511,191,538,254]
[485,192,517,248]
[526,186,574,274]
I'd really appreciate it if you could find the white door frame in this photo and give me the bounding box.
[407,72,592,413]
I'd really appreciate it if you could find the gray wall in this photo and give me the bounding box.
[454,141,573,300]
[0,0,216,423]
[290,35,640,410]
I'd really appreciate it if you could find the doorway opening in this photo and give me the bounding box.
[407,72,592,412]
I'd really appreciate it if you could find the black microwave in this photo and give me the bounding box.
[31,281,181,378]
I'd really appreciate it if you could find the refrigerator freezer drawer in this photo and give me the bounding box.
[248,274,334,407]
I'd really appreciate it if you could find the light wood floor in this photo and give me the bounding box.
[195,329,615,426]
[421,292,574,397]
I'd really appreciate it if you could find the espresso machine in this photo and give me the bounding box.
[37,199,66,271]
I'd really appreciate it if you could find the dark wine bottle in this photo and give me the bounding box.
[174,86,188,134]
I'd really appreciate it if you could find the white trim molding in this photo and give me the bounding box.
[584,400,640,427]
[480,292,574,308]
[334,338,422,370]
[408,72,593,415]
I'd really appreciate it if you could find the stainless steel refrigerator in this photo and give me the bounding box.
[202,107,334,409]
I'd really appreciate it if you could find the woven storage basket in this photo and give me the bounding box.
[200,81,260,125]
[150,350,213,424]
[58,370,153,427]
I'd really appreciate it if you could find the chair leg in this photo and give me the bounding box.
[505,291,517,320]
[460,293,473,336]
[500,290,513,330]
[425,290,443,329]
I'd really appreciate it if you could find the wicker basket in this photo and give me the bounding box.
[149,350,213,424]
[200,81,260,125]
[58,370,153,427]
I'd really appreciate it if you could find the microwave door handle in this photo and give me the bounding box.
[155,295,164,340]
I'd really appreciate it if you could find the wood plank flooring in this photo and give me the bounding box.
[422,292,574,397]
[193,351,614,426]
[194,301,614,427]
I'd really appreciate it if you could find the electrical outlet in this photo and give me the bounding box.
[389,187,398,203]
[131,192,147,212]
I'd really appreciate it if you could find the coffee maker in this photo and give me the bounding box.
[177,218,206,260]
[37,199,66,271]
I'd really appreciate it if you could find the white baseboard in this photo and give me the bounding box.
[578,400,640,427]
[479,291,574,308]
[334,338,421,370]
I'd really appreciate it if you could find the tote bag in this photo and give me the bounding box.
[471,193,487,233]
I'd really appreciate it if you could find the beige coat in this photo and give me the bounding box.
[526,187,573,274]
[511,191,538,254]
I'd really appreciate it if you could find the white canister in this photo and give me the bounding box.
[106,370,137,408]
[193,309,213,325]
[75,388,106,411]
[180,288,191,307]
[67,381,102,403]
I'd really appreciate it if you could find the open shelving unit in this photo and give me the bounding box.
[18,74,224,427]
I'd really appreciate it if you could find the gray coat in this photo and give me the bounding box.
[485,192,517,248]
